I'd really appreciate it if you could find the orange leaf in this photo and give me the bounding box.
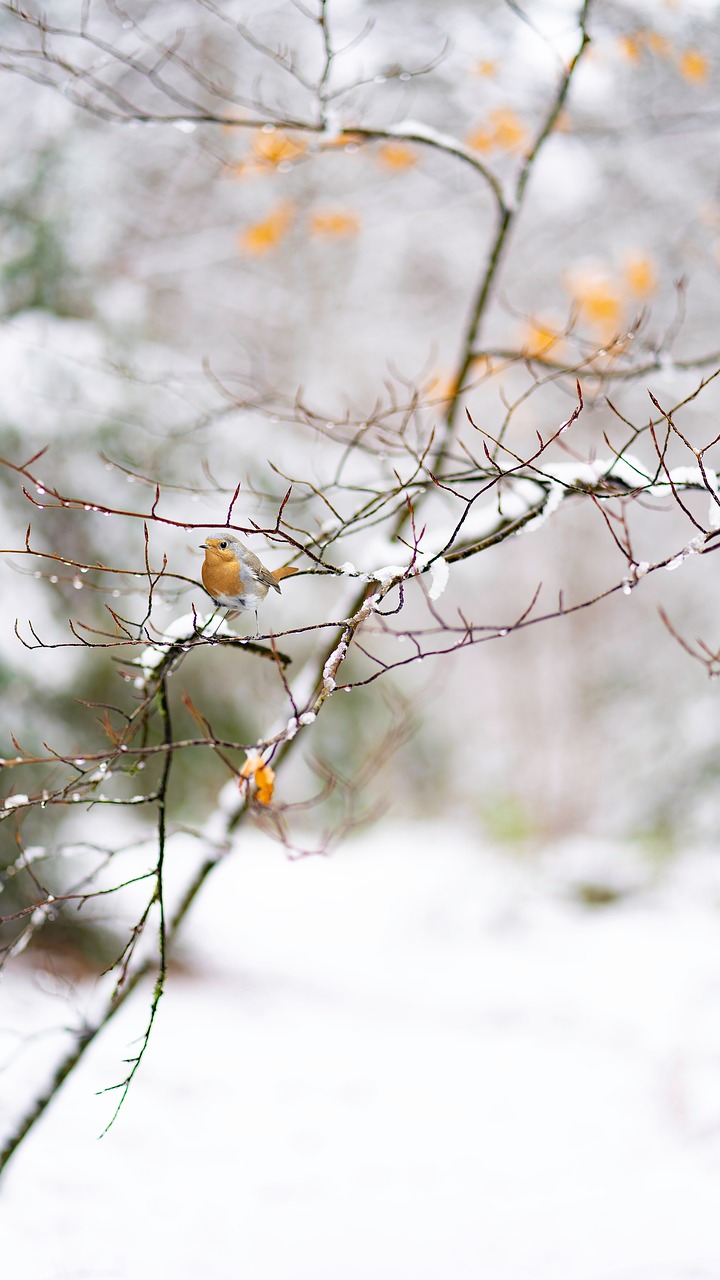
[467,108,526,155]
[522,322,563,359]
[240,202,295,255]
[618,34,643,63]
[240,753,276,806]
[255,764,275,806]
[376,142,417,170]
[252,130,307,166]
[224,159,264,180]
[425,373,458,403]
[568,270,623,338]
[320,131,364,151]
[466,125,494,153]
[221,113,251,134]
[474,60,497,78]
[646,31,671,58]
[623,253,657,297]
[467,353,495,377]
[309,209,360,237]
[678,49,709,83]
[491,109,526,151]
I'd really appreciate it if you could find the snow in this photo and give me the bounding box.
[427,556,450,601]
[465,455,718,548]
[518,480,564,534]
[3,793,29,809]
[667,466,717,490]
[3,826,720,1280]
[322,637,348,692]
[135,611,234,683]
[385,118,476,156]
[369,563,407,585]
[666,536,705,572]
[2,1,720,1272]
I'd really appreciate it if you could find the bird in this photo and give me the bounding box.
[200,534,298,637]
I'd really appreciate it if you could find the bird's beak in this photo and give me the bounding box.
[199,542,208,549]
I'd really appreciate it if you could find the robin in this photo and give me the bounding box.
[200,535,298,636]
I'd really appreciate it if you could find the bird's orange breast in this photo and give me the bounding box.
[202,555,243,599]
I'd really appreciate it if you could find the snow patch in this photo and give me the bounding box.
[4,794,30,810]
[428,557,450,601]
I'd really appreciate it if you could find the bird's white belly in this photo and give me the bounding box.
[213,587,265,610]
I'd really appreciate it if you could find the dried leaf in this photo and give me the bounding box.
[240,202,295,255]
[623,253,657,297]
[425,373,458,403]
[309,210,360,238]
[568,270,623,338]
[320,131,364,150]
[377,142,417,170]
[101,711,119,747]
[522,321,563,358]
[618,34,643,63]
[646,31,671,58]
[678,49,709,84]
[467,108,526,155]
[252,130,307,166]
[240,753,276,806]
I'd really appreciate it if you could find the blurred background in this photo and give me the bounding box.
[2,2,720,1275]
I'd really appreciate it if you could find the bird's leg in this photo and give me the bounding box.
[254,610,260,639]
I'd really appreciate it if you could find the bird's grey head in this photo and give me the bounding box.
[200,534,244,552]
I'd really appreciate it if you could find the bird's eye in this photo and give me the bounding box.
[219,540,228,550]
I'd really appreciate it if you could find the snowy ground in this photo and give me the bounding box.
[3,826,720,1280]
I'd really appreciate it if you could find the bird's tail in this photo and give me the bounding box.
[271,565,300,585]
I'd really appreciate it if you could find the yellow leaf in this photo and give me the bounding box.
[220,113,251,134]
[679,49,709,83]
[320,131,364,150]
[224,160,262,180]
[466,125,494,153]
[646,31,671,58]
[618,34,643,63]
[240,753,276,806]
[377,142,417,170]
[474,60,497,78]
[522,322,563,358]
[491,108,526,151]
[240,202,294,255]
[623,253,657,296]
[467,108,526,154]
[309,209,360,237]
[252,130,307,166]
[467,353,495,377]
[425,373,458,403]
[569,271,623,337]
[255,764,275,806]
